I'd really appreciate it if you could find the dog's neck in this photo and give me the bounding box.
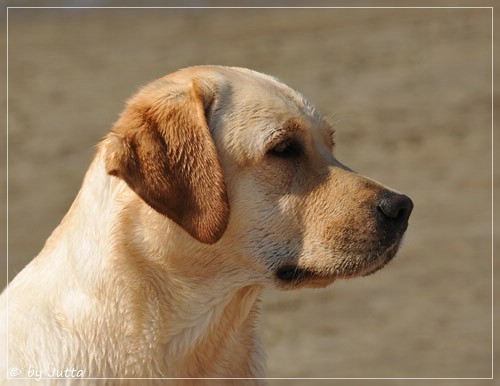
[41,155,265,378]
[159,279,264,377]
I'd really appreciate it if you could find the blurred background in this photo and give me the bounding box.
[1,2,497,384]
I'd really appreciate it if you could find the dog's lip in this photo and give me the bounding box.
[361,242,400,277]
[275,265,336,287]
[276,266,317,282]
[276,242,401,285]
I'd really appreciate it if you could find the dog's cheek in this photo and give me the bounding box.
[226,195,303,273]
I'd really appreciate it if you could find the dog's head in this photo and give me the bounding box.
[104,66,413,289]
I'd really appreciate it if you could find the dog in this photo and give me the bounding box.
[0,66,413,385]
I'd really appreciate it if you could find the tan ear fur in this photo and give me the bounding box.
[104,80,230,244]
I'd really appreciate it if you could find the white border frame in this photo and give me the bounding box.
[5,5,494,382]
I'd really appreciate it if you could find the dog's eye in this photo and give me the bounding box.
[268,139,303,159]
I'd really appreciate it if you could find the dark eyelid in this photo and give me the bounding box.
[265,123,304,152]
[264,118,307,158]
[265,128,293,149]
[267,136,303,158]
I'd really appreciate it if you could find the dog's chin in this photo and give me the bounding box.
[275,242,401,290]
[359,242,401,277]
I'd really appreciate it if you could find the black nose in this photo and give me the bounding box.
[377,192,413,229]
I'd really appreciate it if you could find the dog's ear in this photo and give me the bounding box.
[104,79,229,244]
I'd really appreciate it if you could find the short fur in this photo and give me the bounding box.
[0,66,412,385]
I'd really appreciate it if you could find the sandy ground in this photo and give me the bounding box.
[1,5,498,384]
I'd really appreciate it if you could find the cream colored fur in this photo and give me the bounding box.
[0,66,411,385]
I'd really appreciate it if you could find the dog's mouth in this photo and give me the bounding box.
[276,266,337,288]
[275,242,401,289]
[276,266,319,282]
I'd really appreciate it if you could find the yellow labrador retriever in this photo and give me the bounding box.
[0,66,413,384]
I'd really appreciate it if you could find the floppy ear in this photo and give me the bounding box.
[104,79,229,244]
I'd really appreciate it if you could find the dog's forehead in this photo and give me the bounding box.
[164,65,321,122]
[204,68,329,164]
[225,67,321,119]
